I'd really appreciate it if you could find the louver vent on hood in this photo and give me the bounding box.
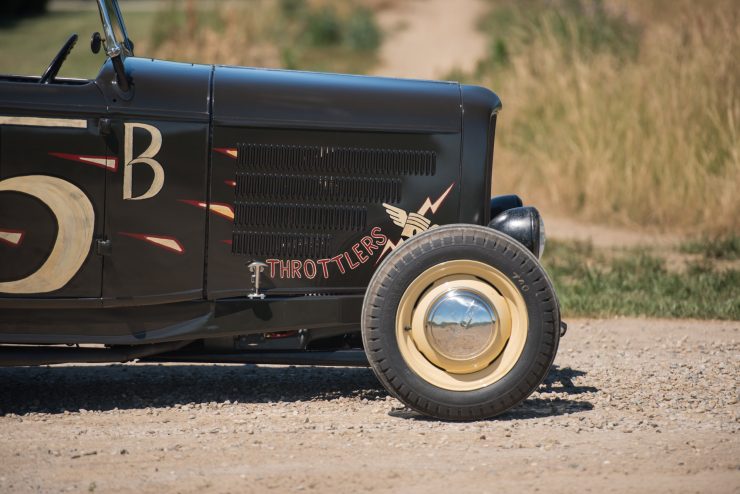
[237,143,436,176]
[232,231,332,259]
[235,174,401,204]
[231,142,437,259]
[235,202,367,231]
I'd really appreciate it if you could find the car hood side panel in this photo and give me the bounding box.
[212,66,461,133]
[207,67,467,297]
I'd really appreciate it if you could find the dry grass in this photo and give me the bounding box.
[476,0,739,234]
[140,0,381,74]
[142,1,282,68]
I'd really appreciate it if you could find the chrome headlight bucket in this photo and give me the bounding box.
[487,206,546,258]
[537,212,546,258]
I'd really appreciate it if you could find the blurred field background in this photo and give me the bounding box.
[473,0,739,236]
[0,0,737,318]
[0,0,385,76]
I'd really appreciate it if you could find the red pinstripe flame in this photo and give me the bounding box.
[214,148,238,159]
[49,152,118,171]
[0,229,25,247]
[118,232,185,254]
[179,199,235,220]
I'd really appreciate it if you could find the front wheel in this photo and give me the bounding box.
[361,224,560,420]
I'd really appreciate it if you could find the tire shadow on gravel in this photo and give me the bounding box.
[0,364,387,416]
[0,364,596,420]
[388,365,596,421]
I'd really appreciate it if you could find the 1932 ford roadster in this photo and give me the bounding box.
[0,0,563,420]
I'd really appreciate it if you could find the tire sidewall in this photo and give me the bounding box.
[362,224,560,416]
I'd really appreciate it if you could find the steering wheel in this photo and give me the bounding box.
[40,34,78,84]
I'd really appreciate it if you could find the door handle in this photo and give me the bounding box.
[98,118,112,136]
[94,237,112,256]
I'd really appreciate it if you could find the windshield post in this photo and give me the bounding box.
[110,0,134,55]
[96,0,122,59]
[96,0,131,92]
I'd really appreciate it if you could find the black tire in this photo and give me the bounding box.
[361,224,560,420]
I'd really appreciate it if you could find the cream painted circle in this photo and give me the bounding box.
[0,175,94,294]
[396,260,529,391]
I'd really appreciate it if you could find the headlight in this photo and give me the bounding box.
[490,194,523,220]
[487,206,545,258]
[537,213,546,258]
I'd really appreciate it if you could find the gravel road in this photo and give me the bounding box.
[1,318,738,493]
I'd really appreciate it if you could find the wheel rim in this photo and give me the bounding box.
[395,260,529,391]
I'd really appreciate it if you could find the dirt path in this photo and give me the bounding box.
[545,215,683,249]
[1,318,738,493]
[372,0,488,80]
[371,1,681,249]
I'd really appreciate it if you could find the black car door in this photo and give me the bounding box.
[96,58,212,305]
[0,77,109,300]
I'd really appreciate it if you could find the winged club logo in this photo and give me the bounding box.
[378,182,455,263]
[263,182,455,279]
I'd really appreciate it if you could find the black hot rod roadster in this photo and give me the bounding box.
[0,0,563,420]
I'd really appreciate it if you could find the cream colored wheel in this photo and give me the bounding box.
[396,260,528,391]
[362,224,560,421]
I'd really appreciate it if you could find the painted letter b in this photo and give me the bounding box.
[123,122,164,201]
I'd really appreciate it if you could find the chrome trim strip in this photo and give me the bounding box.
[0,116,87,128]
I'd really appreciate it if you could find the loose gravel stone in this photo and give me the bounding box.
[0,318,738,493]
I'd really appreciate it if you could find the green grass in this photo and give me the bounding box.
[143,0,380,75]
[0,10,155,79]
[0,1,380,79]
[269,1,382,73]
[543,240,740,320]
[679,236,740,261]
[475,0,640,74]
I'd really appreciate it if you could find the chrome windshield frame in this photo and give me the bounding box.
[110,0,133,55]
[95,0,133,59]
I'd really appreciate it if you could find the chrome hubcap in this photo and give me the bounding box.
[396,260,529,390]
[425,289,498,360]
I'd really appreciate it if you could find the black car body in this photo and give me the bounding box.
[0,0,561,420]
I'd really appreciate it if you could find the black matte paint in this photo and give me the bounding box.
[0,53,502,345]
[0,80,108,298]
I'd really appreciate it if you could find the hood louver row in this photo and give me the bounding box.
[232,143,437,259]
